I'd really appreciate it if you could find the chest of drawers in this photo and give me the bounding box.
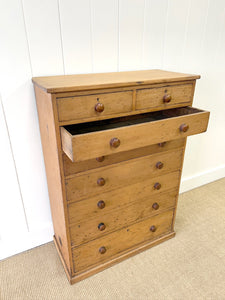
[32,70,209,284]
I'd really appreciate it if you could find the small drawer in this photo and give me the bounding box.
[136,83,194,110]
[72,209,174,272]
[57,90,133,122]
[69,188,177,246]
[65,149,183,202]
[63,138,185,176]
[61,107,209,162]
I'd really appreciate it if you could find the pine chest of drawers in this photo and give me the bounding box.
[32,70,209,284]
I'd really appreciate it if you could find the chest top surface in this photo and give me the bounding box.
[32,69,200,93]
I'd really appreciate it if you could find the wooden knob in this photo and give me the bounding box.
[97,200,105,209]
[150,225,156,232]
[97,178,105,186]
[154,182,161,190]
[110,137,120,148]
[96,156,105,162]
[180,124,189,132]
[156,161,164,169]
[152,203,159,210]
[95,103,104,113]
[98,223,106,231]
[158,142,166,147]
[163,94,171,103]
[99,246,106,254]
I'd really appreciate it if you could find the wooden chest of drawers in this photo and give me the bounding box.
[32,70,209,284]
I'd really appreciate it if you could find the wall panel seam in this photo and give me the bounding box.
[0,98,29,231]
[57,0,66,74]
[20,0,33,76]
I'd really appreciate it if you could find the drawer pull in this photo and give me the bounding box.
[95,102,104,113]
[97,200,105,209]
[156,161,164,169]
[99,246,106,254]
[110,137,120,148]
[163,94,172,103]
[158,142,166,147]
[180,123,189,132]
[97,178,105,186]
[98,223,106,231]
[96,156,105,162]
[154,182,161,190]
[150,225,156,232]
[152,203,159,210]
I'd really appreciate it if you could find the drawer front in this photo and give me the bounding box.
[72,209,174,272]
[69,189,177,246]
[136,83,194,110]
[61,107,209,162]
[57,91,133,122]
[65,149,183,202]
[63,138,185,176]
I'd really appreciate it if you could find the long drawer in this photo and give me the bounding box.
[61,107,209,162]
[65,149,183,202]
[63,138,185,176]
[72,209,174,272]
[69,189,177,246]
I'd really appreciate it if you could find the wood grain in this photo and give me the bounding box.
[57,91,133,122]
[32,69,200,93]
[61,107,209,162]
[68,171,180,223]
[63,138,185,176]
[69,189,178,246]
[34,86,71,270]
[65,149,183,202]
[136,82,194,110]
[72,210,174,272]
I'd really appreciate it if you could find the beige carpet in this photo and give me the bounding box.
[1,178,225,300]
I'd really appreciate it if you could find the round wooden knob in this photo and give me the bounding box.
[98,223,106,231]
[163,94,172,103]
[156,161,164,169]
[154,182,161,190]
[96,156,105,162]
[95,103,104,113]
[180,124,189,132]
[110,137,120,148]
[152,203,159,210]
[99,246,106,254]
[158,142,166,147]
[97,200,105,209]
[150,225,156,232]
[97,178,105,186]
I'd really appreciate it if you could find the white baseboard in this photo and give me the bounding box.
[180,165,225,194]
[0,223,53,260]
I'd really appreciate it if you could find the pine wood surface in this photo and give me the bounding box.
[63,138,185,176]
[136,82,194,110]
[65,149,183,202]
[61,107,209,162]
[57,90,133,122]
[72,209,174,272]
[69,189,177,246]
[32,69,200,93]
[34,86,72,270]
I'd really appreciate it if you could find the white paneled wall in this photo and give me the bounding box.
[0,0,224,259]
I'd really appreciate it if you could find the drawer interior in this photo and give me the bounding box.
[63,107,203,135]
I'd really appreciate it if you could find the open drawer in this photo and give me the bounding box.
[61,107,209,162]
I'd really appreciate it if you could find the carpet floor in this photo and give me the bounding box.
[1,178,225,300]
